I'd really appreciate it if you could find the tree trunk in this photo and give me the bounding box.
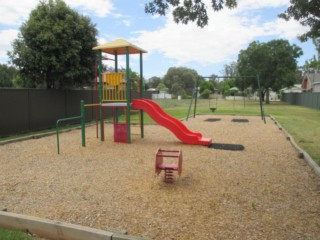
[266,88,270,104]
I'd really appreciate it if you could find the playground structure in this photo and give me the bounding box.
[186,75,266,123]
[56,39,211,152]
[155,148,183,183]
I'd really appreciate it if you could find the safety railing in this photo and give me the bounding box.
[56,100,85,154]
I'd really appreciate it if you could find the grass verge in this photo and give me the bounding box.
[0,229,34,240]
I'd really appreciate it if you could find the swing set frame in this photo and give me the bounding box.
[186,75,266,123]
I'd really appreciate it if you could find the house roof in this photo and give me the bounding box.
[229,87,239,91]
[303,71,320,84]
[280,84,302,92]
[92,39,147,55]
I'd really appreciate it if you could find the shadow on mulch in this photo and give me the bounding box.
[205,118,221,122]
[232,119,249,123]
[209,143,245,151]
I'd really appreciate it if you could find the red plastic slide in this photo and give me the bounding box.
[131,99,212,146]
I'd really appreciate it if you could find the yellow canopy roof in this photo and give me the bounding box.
[92,38,147,55]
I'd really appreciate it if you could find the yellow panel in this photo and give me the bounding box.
[106,72,124,86]
[101,72,126,102]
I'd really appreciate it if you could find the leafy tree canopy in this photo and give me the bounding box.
[279,0,320,42]
[0,64,17,88]
[156,82,167,91]
[237,39,303,103]
[199,80,214,95]
[200,88,211,99]
[304,38,320,70]
[163,66,199,97]
[8,0,98,89]
[147,76,162,89]
[304,56,320,70]
[145,0,237,28]
[219,78,235,96]
[222,61,238,77]
[145,0,318,46]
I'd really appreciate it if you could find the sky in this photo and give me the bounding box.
[0,0,317,79]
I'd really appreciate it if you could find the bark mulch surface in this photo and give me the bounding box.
[0,115,319,239]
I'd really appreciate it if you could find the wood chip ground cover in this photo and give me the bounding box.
[0,115,319,239]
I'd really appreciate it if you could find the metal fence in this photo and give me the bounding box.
[281,92,320,110]
[0,88,150,137]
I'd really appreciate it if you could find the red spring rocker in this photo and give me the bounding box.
[155,148,183,183]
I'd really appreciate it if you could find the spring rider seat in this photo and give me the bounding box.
[155,148,183,183]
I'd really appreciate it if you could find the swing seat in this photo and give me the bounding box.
[209,107,216,112]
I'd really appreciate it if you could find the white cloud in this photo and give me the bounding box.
[236,0,289,11]
[134,0,306,66]
[0,0,113,26]
[134,13,251,65]
[0,0,37,25]
[122,20,132,27]
[0,29,19,61]
[0,0,113,62]
[66,0,113,18]
[262,18,308,40]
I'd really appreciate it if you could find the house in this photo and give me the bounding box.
[152,90,172,99]
[280,84,302,93]
[301,70,320,92]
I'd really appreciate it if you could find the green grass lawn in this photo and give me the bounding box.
[0,229,34,240]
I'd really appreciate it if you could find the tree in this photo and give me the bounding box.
[313,37,320,58]
[222,61,238,77]
[200,89,211,99]
[219,78,235,96]
[163,67,198,98]
[126,68,141,91]
[279,0,320,42]
[199,80,214,95]
[156,82,167,91]
[237,40,303,104]
[304,56,320,70]
[0,64,17,88]
[147,76,162,89]
[304,38,320,70]
[145,0,237,28]
[8,0,98,89]
[220,61,246,92]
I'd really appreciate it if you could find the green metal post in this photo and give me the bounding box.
[139,51,144,138]
[56,122,60,154]
[115,51,118,71]
[56,115,83,154]
[186,93,194,121]
[126,47,131,143]
[98,50,104,141]
[186,79,198,121]
[257,75,266,123]
[80,100,85,147]
[193,77,199,118]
